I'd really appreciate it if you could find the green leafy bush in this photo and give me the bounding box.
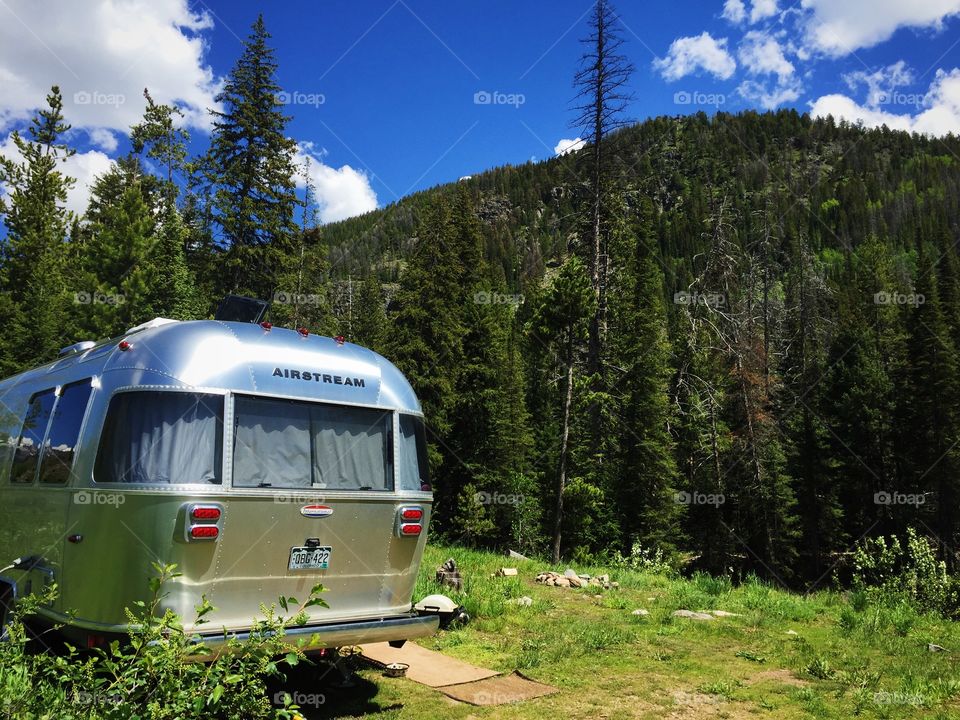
[849,528,957,616]
[0,563,327,719]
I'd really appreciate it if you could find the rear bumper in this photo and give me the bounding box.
[192,612,439,655]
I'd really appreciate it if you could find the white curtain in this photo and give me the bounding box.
[398,414,428,491]
[95,392,223,484]
[233,397,312,487]
[233,396,390,490]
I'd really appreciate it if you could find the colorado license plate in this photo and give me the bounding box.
[288,546,331,571]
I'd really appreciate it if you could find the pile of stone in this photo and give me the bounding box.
[535,568,618,590]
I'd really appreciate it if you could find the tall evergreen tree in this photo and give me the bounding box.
[205,14,299,299]
[608,199,680,553]
[0,86,75,369]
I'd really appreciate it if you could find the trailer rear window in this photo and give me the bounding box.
[233,396,392,490]
[94,392,224,485]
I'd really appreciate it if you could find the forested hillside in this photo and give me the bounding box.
[2,14,960,591]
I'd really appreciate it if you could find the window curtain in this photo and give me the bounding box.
[233,396,390,490]
[95,392,223,484]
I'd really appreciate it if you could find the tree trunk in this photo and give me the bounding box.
[553,338,576,564]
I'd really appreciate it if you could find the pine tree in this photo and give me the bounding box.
[205,14,299,300]
[387,195,466,529]
[608,199,681,553]
[529,256,595,562]
[0,86,75,368]
[130,88,189,207]
[352,274,388,352]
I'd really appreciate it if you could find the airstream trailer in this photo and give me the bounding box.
[0,317,438,651]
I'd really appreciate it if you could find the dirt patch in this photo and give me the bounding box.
[747,669,808,688]
[664,690,754,719]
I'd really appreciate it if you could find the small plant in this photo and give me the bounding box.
[610,541,676,576]
[0,563,327,719]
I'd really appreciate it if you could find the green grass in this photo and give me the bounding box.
[297,544,960,719]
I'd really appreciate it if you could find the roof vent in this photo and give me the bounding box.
[125,317,178,335]
[58,340,96,357]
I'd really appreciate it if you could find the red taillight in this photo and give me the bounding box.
[86,634,106,648]
[191,506,221,521]
[401,508,423,521]
[400,523,422,536]
[189,525,219,540]
[260,321,273,331]
[118,340,131,351]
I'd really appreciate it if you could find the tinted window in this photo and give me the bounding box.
[95,392,223,484]
[233,396,392,490]
[11,390,56,484]
[398,415,430,491]
[0,406,22,483]
[38,380,93,484]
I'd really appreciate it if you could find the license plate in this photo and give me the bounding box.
[288,546,331,571]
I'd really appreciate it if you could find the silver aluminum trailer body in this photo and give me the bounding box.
[0,319,437,649]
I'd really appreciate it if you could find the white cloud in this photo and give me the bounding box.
[295,144,378,224]
[722,0,747,24]
[750,0,779,23]
[739,78,802,109]
[654,32,737,81]
[87,128,118,153]
[843,61,914,108]
[554,138,586,156]
[800,0,960,57]
[0,133,113,215]
[0,0,220,135]
[738,31,794,81]
[809,68,960,136]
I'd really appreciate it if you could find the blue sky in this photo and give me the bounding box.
[1,1,960,222]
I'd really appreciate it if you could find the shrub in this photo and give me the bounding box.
[849,528,957,616]
[610,541,676,576]
[0,563,326,719]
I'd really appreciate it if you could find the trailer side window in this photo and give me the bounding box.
[94,392,223,485]
[398,415,430,492]
[0,406,22,483]
[233,396,392,490]
[11,389,56,484]
[38,379,93,484]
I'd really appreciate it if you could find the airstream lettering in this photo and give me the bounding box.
[0,317,438,651]
[271,367,366,387]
